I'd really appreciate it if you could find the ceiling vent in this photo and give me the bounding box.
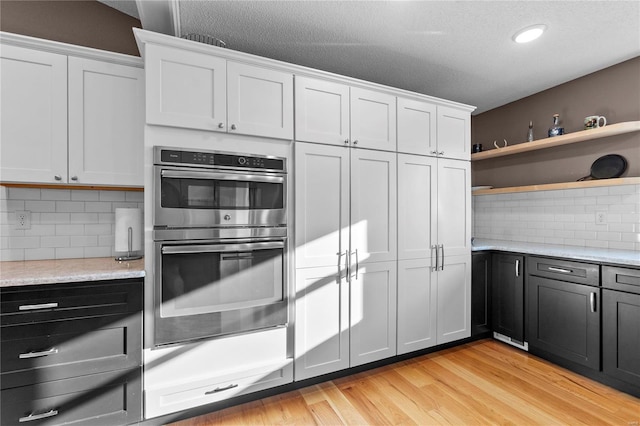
[181,33,227,48]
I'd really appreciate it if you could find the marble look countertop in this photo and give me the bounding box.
[0,257,145,288]
[472,238,640,267]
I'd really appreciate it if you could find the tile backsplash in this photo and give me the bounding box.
[473,184,640,251]
[0,187,144,261]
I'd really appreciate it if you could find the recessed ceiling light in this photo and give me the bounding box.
[513,24,547,43]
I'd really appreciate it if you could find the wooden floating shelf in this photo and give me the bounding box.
[471,121,640,161]
[472,177,640,195]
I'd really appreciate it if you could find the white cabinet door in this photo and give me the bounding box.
[0,45,68,183]
[436,254,471,344]
[437,106,471,160]
[350,149,397,264]
[437,159,471,258]
[295,77,350,146]
[68,57,144,186]
[227,62,293,140]
[294,143,350,269]
[350,260,397,366]
[294,266,350,380]
[397,258,437,354]
[397,97,437,156]
[145,44,227,132]
[350,87,396,151]
[397,154,437,260]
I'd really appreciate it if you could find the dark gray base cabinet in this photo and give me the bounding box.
[0,279,143,426]
[472,252,492,336]
[492,253,524,343]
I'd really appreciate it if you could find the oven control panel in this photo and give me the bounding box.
[157,147,285,172]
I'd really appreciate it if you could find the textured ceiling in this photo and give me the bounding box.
[105,1,640,114]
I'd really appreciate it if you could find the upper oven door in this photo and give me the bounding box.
[154,166,286,228]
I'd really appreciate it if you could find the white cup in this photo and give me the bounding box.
[584,115,606,129]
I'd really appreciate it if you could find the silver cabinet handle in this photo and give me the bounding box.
[205,383,238,394]
[19,410,59,423]
[548,266,572,274]
[70,176,78,181]
[590,292,597,313]
[351,249,359,279]
[19,348,58,359]
[439,244,445,271]
[432,245,439,271]
[336,251,348,284]
[218,122,224,129]
[19,302,58,311]
[54,175,62,181]
[515,259,520,277]
[230,124,237,130]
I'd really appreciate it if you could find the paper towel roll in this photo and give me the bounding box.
[115,208,142,252]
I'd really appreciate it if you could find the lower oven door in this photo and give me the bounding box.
[155,239,287,346]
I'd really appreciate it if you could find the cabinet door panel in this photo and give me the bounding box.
[295,77,349,146]
[436,106,470,160]
[471,252,492,336]
[437,159,471,257]
[397,259,437,354]
[350,261,397,366]
[397,97,436,156]
[351,150,397,263]
[294,143,349,269]
[145,44,227,131]
[0,45,68,183]
[68,58,143,186]
[350,87,396,151]
[437,255,471,344]
[603,289,640,386]
[294,266,349,380]
[528,276,600,370]
[492,254,524,342]
[227,62,293,140]
[397,154,437,260]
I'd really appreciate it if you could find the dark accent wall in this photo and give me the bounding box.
[0,0,141,56]
[471,57,640,188]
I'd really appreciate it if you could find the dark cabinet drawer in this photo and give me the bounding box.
[603,265,640,294]
[1,312,141,389]
[527,256,599,287]
[0,279,142,325]
[1,368,141,426]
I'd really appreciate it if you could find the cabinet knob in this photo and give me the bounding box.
[54,175,62,181]
[344,139,349,145]
[218,123,224,129]
[71,176,78,181]
[230,124,237,130]
[353,139,358,145]
[430,150,437,155]
[438,151,444,156]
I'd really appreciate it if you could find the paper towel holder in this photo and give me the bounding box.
[115,226,143,261]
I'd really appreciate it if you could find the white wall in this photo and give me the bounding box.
[0,187,143,261]
[473,184,640,251]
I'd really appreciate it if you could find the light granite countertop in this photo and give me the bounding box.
[472,238,640,267]
[0,257,145,288]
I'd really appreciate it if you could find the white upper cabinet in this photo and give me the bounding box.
[397,97,437,156]
[0,45,68,183]
[437,105,471,160]
[146,44,293,140]
[0,40,143,187]
[437,159,471,257]
[68,57,144,186]
[294,77,350,146]
[350,87,397,151]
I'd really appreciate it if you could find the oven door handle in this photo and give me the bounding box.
[162,241,284,255]
[161,169,284,184]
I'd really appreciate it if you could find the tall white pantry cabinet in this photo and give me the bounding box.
[294,76,472,380]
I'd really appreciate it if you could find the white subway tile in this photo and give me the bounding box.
[98,213,115,224]
[544,237,564,245]
[99,191,125,202]
[563,239,586,247]
[609,241,636,250]
[25,248,55,260]
[596,231,621,242]
[585,240,609,249]
[0,249,24,261]
[125,191,144,202]
[25,224,56,236]
[85,202,113,213]
[71,235,97,247]
[7,236,40,249]
[55,247,84,259]
[84,224,112,235]
[84,246,112,258]
[40,213,70,224]
[8,187,40,200]
[41,189,71,201]
[98,235,114,247]
[56,201,85,213]
[622,233,640,243]
[609,223,635,233]
[70,213,99,224]
[41,236,70,248]
[584,187,609,196]
[56,224,85,236]
[112,202,139,210]
[609,204,637,213]
[609,186,638,195]
[71,190,100,201]
[25,200,55,212]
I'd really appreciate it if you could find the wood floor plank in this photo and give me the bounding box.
[170,339,640,426]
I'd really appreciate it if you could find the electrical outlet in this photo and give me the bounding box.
[596,212,607,224]
[15,211,31,230]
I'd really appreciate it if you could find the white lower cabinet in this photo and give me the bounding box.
[144,327,292,419]
[436,255,472,344]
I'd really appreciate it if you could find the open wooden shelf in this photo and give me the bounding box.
[472,177,640,195]
[471,121,640,161]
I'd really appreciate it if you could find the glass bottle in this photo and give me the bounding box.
[548,114,564,137]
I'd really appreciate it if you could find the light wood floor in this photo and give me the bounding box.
[171,339,640,425]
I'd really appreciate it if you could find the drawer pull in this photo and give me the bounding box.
[19,302,58,311]
[19,409,59,422]
[19,347,59,359]
[547,266,573,274]
[205,383,238,394]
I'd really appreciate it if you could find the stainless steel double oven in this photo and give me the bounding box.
[153,146,288,346]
